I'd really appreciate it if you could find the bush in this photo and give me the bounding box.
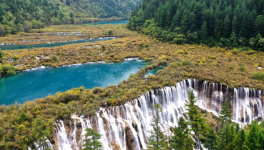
[169,62,181,68]
[0,51,5,58]
[208,56,216,59]
[51,56,58,62]
[231,49,240,55]
[1,65,16,76]
[182,60,191,66]
[13,56,19,61]
[93,87,104,94]
[246,50,255,55]
[239,67,246,72]
[6,69,16,76]
[108,30,113,36]
[228,57,232,62]
[253,72,264,82]
[177,50,185,54]
[102,45,106,51]
[145,43,150,48]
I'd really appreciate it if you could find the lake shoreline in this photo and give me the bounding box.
[16,57,141,73]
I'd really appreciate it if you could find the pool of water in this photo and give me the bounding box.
[145,65,166,76]
[80,20,128,25]
[0,59,146,105]
[0,37,116,50]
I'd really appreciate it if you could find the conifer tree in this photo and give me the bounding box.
[204,129,217,150]
[148,103,167,150]
[226,123,236,149]
[170,117,193,150]
[232,129,249,150]
[83,128,103,150]
[217,121,230,150]
[186,90,208,149]
[246,121,260,150]
[220,98,232,123]
[200,21,208,43]
[258,131,264,149]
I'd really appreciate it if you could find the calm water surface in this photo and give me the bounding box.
[0,59,145,105]
[0,37,116,50]
[81,20,128,25]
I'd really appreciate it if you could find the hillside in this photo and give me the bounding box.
[0,0,141,35]
[128,0,264,50]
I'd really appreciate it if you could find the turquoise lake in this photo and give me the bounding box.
[0,59,145,105]
[81,20,128,25]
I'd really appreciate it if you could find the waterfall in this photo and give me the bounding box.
[52,79,264,150]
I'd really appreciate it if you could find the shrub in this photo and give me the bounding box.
[108,30,113,36]
[253,72,264,82]
[177,50,185,54]
[145,43,150,48]
[6,69,16,76]
[0,51,5,58]
[231,49,240,55]
[102,45,106,51]
[208,56,216,59]
[51,56,58,62]
[228,57,232,62]
[169,62,181,68]
[182,60,191,66]
[92,87,104,94]
[13,56,19,61]
[1,65,16,76]
[43,58,53,62]
[139,43,144,48]
[239,67,246,72]
[229,66,234,70]
[246,50,255,55]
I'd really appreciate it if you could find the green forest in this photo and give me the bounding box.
[128,0,264,50]
[0,0,141,35]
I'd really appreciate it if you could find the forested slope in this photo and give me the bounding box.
[0,0,141,35]
[128,0,264,50]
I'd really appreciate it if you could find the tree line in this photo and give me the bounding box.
[0,0,141,36]
[128,0,264,50]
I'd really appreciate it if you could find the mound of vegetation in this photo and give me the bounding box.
[0,0,141,35]
[128,0,264,50]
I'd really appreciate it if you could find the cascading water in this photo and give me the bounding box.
[42,79,264,150]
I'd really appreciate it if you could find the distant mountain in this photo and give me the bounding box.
[0,0,142,35]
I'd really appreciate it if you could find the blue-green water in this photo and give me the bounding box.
[0,59,145,105]
[81,20,128,25]
[0,37,116,50]
[145,65,166,76]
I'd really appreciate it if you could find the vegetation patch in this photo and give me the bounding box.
[253,72,264,82]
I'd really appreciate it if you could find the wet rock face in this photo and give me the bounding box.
[51,79,264,150]
[125,124,136,150]
[111,141,122,150]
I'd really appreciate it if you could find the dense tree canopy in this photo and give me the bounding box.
[0,0,141,35]
[128,0,264,50]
